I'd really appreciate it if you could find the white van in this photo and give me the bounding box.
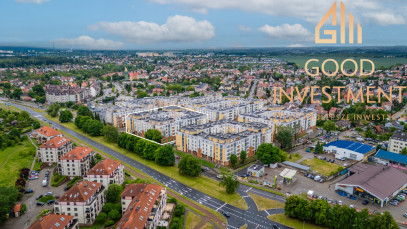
[42,179,47,187]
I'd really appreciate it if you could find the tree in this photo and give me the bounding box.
[230,154,238,168]
[293,122,301,140]
[0,186,19,224]
[315,141,323,154]
[323,120,337,133]
[145,129,163,143]
[186,85,195,91]
[256,143,287,165]
[401,147,407,156]
[178,155,201,177]
[155,145,175,166]
[240,151,247,164]
[59,110,73,123]
[11,88,22,100]
[46,103,60,117]
[108,209,122,222]
[173,204,185,217]
[84,120,104,136]
[33,121,41,129]
[95,212,107,223]
[219,173,240,194]
[77,105,93,117]
[101,125,119,143]
[275,125,293,149]
[143,142,159,160]
[105,184,123,203]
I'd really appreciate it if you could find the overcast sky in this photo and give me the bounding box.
[2,0,407,50]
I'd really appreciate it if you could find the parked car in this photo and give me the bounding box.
[338,200,343,206]
[24,188,34,194]
[45,170,49,176]
[216,174,224,179]
[332,200,337,205]
[47,199,55,205]
[45,192,53,196]
[314,176,321,182]
[403,213,407,218]
[362,200,369,205]
[304,173,309,177]
[350,205,354,208]
[36,202,45,206]
[221,211,230,217]
[319,179,324,183]
[36,195,43,200]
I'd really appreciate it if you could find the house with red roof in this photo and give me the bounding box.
[29,214,78,229]
[84,159,124,187]
[54,181,105,225]
[59,147,95,177]
[117,184,167,229]
[38,137,73,163]
[34,126,63,144]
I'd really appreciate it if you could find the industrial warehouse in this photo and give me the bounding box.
[335,163,407,207]
[323,140,376,161]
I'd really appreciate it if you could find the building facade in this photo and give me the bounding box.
[59,147,95,177]
[84,159,125,187]
[38,137,73,163]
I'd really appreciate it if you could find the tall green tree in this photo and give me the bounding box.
[47,103,60,117]
[315,141,323,154]
[219,173,239,194]
[105,184,123,203]
[230,154,238,168]
[256,143,287,165]
[276,125,293,149]
[323,120,337,133]
[145,129,163,143]
[101,125,119,143]
[0,186,19,224]
[59,110,73,123]
[155,145,175,166]
[240,151,247,164]
[178,155,201,177]
[77,105,93,117]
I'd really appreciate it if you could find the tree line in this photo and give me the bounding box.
[285,195,399,229]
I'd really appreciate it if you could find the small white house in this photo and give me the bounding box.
[248,164,265,177]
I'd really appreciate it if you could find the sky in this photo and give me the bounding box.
[1,0,407,50]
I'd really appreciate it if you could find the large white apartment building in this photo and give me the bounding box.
[388,132,407,154]
[54,181,105,225]
[46,85,90,104]
[176,120,272,165]
[38,137,73,163]
[84,159,124,187]
[59,147,95,177]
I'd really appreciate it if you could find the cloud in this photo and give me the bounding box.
[150,0,407,25]
[238,25,252,32]
[259,24,313,42]
[362,12,406,26]
[52,36,124,50]
[15,0,50,3]
[287,44,305,47]
[88,15,215,44]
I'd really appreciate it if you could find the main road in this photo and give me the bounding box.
[10,102,289,229]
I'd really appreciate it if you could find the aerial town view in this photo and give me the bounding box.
[2,0,407,229]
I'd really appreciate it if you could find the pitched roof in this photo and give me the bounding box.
[29,214,74,229]
[337,164,407,200]
[376,149,407,165]
[39,137,70,149]
[116,184,163,229]
[390,132,407,142]
[60,147,93,160]
[87,159,121,176]
[36,126,62,138]
[58,181,102,203]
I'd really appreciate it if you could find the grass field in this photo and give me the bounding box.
[300,158,342,176]
[185,211,202,229]
[249,193,285,211]
[278,56,407,71]
[200,222,213,229]
[0,139,36,186]
[287,153,302,162]
[44,114,248,209]
[268,214,327,229]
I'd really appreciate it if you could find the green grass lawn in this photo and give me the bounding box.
[268,214,327,229]
[300,158,342,176]
[185,211,202,229]
[0,139,36,186]
[44,115,248,209]
[38,195,55,203]
[287,153,302,162]
[249,193,285,211]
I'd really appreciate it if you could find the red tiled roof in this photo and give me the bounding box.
[116,184,163,229]
[39,137,70,149]
[87,159,121,176]
[29,214,74,229]
[60,147,93,160]
[59,181,102,203]
[36,126,62,138]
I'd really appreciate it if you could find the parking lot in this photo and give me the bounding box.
[3,168,67,229]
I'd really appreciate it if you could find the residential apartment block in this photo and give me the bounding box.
[46,85,90,103]
[126,106,207,141]
[54,181,105,225]
[388,132,407,154]
[84,159,124,187]
[117,184,167,229]
[34,126,63,144]
[176,120,273,165]
[38,137,73,163]
[59,147,95,177]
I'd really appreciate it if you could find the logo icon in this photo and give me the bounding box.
[315,1,362,44]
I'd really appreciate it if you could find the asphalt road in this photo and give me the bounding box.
[11,102,289,229]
